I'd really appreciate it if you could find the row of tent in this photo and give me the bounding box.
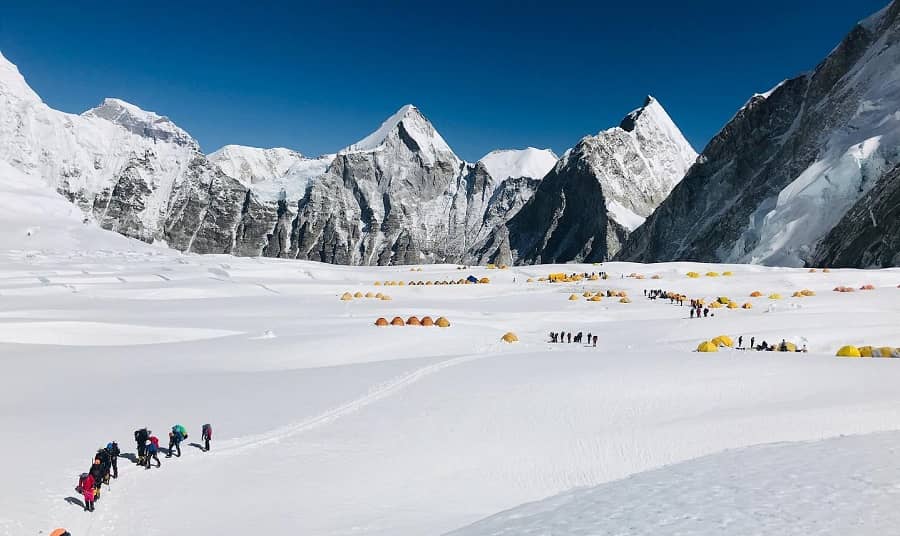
[374,277,490,286]
[568,290,630,303]
[686,271,734,278]
[375,316,451,327]
[836,345,900,358]
[342,291,392,301]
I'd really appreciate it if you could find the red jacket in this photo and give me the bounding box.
[82,474,95,499]
[149,436,160,447]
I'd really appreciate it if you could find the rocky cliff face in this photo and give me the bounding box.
[617,1,900,267]
[476,97,696,265]
[286,106,550,264]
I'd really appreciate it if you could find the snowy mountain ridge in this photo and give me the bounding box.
[478,148,558,181]
[617,0,900,268]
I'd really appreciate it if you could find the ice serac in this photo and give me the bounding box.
[617,1,900,267]
[811,161,900,267]
[478,96,696,265]
[286,106,543,265]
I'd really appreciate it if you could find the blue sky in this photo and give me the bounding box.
[0,0,888,160]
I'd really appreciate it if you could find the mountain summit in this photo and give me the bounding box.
[474,96,696,265]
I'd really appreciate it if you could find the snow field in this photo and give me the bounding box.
[0,213,898,535]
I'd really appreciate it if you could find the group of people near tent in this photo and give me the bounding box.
[644,289,685,306]
[75,424,213,513]
[746,338,808,352]
[549,331,598,347]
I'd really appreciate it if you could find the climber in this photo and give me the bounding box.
[201,423,213,452]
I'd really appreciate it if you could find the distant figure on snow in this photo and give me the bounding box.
[592,335,598,347]
[738,336,743,349]
[202,423,213,452]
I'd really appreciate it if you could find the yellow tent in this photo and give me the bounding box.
[875,347,899,358]
[801,289,816,296]
[619,297,631,303]
[686,271,700,278]
[859,345,874,357]
[768,293,782,300]
[479,277,490,284]
[527,278,535,283]
[436,316,451,328]
[398,281,406,286]
[727,302,738,309]
[569,294,580,301]
[717,297,731,304]
[706,271,719,277]
[340,292,353,301]
[709,301,723,309]
[722,271,734,276]
[380,294,392,301]
[374,281,382,286]
[590,295,603,302]
[775,341,797,352]
[365,292,375,298]
[697,341,719,352]
[375,292,384,299]
[583,291,592,297]
[741,302,753,309]
[549,273,566,282]
[353,291,364,298]
[809,268,817,273]
[712,335,733,347]
[836,345,861,358]
[501,332,519,343]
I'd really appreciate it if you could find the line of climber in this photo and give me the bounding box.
[73,423,213,513]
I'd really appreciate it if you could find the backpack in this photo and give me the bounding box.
[76,473,88,493]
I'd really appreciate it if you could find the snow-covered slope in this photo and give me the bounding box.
[208,145,307,185]
[618,1,900,268]
[478,148,557,181]
[209,144,334,201]
[475,96,696,265]
[449,432,900,535]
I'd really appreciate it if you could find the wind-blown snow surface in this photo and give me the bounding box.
[2,191,900,534]
[478,148,558,181]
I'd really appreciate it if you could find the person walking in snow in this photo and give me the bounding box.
[106,442,120,479]
[88,457,105,497]
[690,308,694,319]
[134,427,149,465]
[738,336,743,349]
[750,336,755,349]
[167,424,187,458]
[567,332,572,344]
[592,334,598,347]
[81,472,96,512]
[94,447,111,484]
[703,307,709,318]
[201,423,213,452]
[145,435,161,468]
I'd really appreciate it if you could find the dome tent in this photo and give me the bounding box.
[390,317,405,326]
[436,317,451,328]
[340,292,353,301]
[750,291,763,297]
[354,291,364,298]
[836,345,862,358]
[569,294,580,301]
[697,341,719,352]
[501,332,519,343]
[374,317,389,327]
[421,316,434,326]
[741,302,753,309]
[711,335,733,347]
[406,316,421,326]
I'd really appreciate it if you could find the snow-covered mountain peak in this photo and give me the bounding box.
[83,97,196,148]
[478,148,558,181]
[342,104,458,166]
[0,51,41,103]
